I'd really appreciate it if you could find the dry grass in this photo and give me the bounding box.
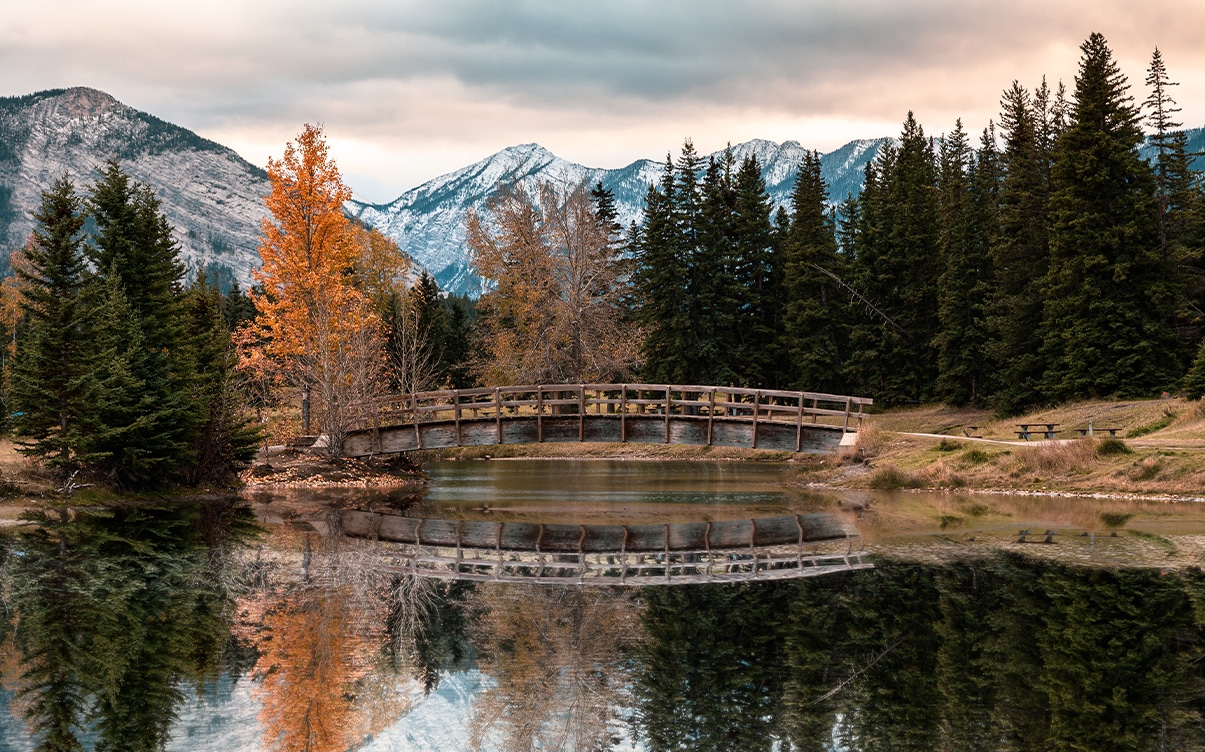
[820,396,1205,497]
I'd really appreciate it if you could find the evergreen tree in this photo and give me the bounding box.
[220,279,258,332]
[729,154,781,387]
[180,273,260,486]
[781,151,846,393]
[985,82,1054,413]
[1041,33,1181,400]
[635,156,691,383]
[1183,337,1205,399]
[10,176,98,473]
[1145,47,1183,268]
[84,163,201,485]
[690,152,739,384]
[933,120,988,405]
[844,114,940,405]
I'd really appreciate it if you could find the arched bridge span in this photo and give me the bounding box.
[342,384,872,457]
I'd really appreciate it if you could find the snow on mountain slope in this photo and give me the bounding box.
[350,138,892,296]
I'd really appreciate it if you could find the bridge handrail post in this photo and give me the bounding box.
[454,390,462,445]
[495,387,503,444]
[707,389,715,446]
[664,385,671,443]
[620,385,627,443]
[796,394,804,452]
[843,397,852,433]
[411,392,422,449]
[537,386,544,443]
[578,386,586,440]
[752,391,760,449]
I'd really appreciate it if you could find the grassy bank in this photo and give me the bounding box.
[803,397,1205,498]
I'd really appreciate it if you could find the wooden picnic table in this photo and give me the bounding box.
[1016,423,1059,440]
[1076,427,1122,438]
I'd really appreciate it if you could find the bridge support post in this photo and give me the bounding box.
[495,387,503,444]
[454,391,461,445]
[412,393,422,449]
[537,387,544,443]
[579,386,586,441]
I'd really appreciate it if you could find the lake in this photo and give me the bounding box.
[1,459,1202,751]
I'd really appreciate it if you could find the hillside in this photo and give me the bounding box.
[0,87,271,287]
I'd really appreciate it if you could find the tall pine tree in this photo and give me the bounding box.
[781,151,846,393]
[985,82,1054,413]
[1041,32,1180,400]
[10,176,99,473]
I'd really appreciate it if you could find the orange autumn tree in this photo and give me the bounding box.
[251,124,385,454]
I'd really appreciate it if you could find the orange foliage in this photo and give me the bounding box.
[250,125,388,451]
[245,590,368,752]
[252,123,370,361]
[0,245,33,358]
[467,183,639,385]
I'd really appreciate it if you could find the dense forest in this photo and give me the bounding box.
[632,34,1205,412]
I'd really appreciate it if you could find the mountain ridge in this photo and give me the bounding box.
[2,87,1202,298]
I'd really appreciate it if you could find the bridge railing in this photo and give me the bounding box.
[350,384,872,435]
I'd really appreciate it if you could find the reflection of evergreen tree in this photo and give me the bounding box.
[780,574,851,751]
[1038,567,1199,752]
[625,556,1205,752]
[838,565,942,752]
[9,503,248,752]
[400,580,475,694]
[632,583,791,752]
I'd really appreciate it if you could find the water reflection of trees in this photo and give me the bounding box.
[465,585,642,752]
[3,502,254,752]
[232,517,444,752]
[632,555,1205,752]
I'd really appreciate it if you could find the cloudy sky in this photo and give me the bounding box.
[4,0,1204,202]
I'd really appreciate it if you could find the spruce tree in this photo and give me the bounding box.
[635,156,691,383]
[180,273,260,486]
[984,82,1054,413]
[729,154,781,387]
[85,163,201,485]
[1183,338,1205,400]
[781,151,846,393]
[934,120,990,405]
[691,153,739,384]
[1041,33,1180,400]
[844,115,940,405]
[10,176,99,473]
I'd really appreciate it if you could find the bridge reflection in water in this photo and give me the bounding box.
[338,510,871,586]
[342,383,874,457]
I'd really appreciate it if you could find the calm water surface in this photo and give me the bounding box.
[0,460,1202,751]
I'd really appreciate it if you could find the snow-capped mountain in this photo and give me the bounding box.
[349,137,892,296]
[0,87,271,287]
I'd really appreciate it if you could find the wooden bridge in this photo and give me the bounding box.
[341,384,873,457]
[337,510,872,585]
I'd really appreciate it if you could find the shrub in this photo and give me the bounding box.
[868,465,924,490]
[959,449,991,467]
[1099,511,1134,528]
[1097,438,1132,456]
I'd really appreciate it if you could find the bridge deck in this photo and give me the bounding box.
[342,383,872,457]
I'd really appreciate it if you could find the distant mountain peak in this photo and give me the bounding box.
[349,137,891,296]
